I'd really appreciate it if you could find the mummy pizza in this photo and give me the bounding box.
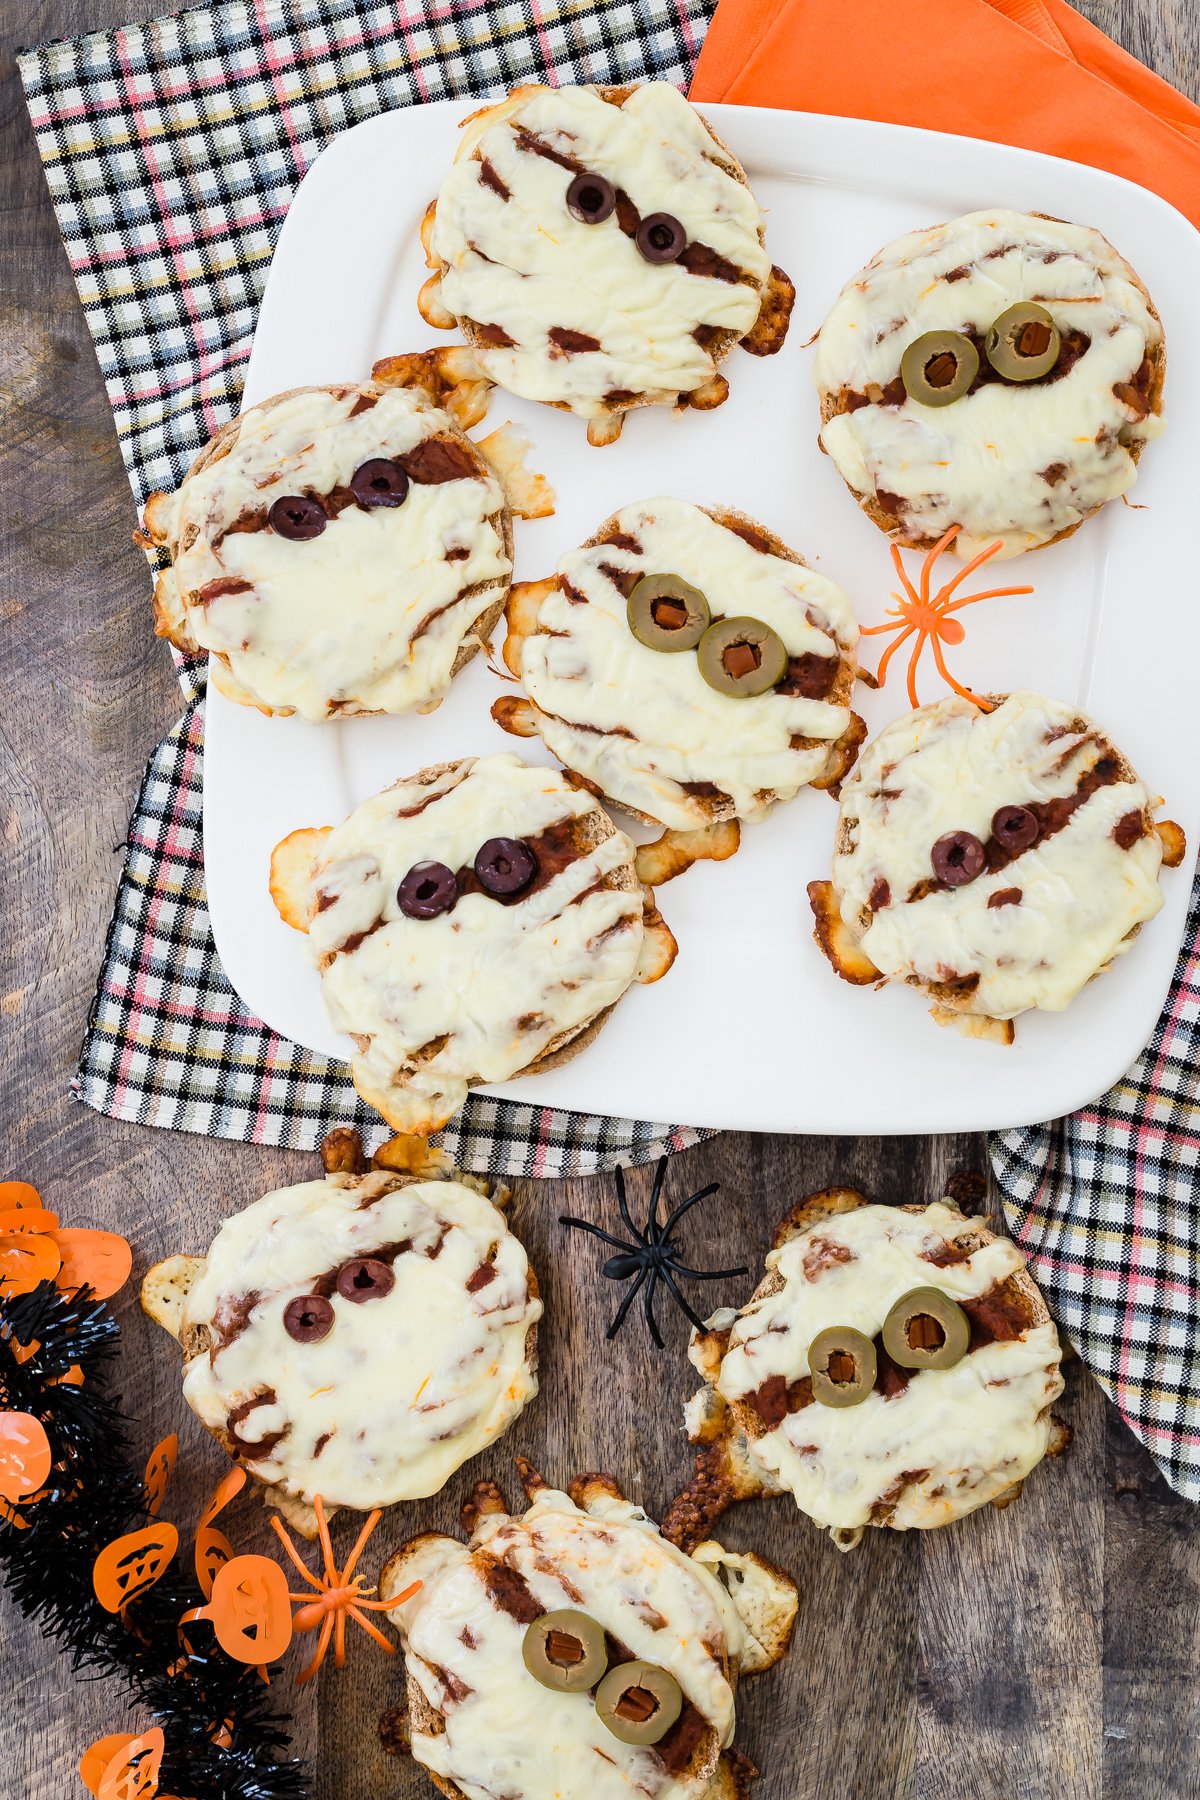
[813,209,1164,558]
[140,1153,540,1536]
[808,691,1186,1043]
[143,381,514,720]
[379,1461,797,1799]
[419,81,794,446]
[270,753,677,1135]
[668,1189,1067,1552]
[494,498,863,845]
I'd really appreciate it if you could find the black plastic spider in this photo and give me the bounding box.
[559,1158,748,1349]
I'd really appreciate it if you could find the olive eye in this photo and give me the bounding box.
[283,1295,334,1343]
[336,1258,395,1303]
[697,617,788,698]
[397,861,458,920]
[931,831,985,886]
[566,172,616,224]
[985,303,1061,381]
[881,1287,970,1370]
[635,213,686,264]
[594,1661,683,1744]
[474,837,537,898]
[900,330,979,406]
[627,574,710,652]
[350,458,409,508]
[269,495,327,540]
[808,1326,877,1407]
[522,1610,608,1692]
[991,804,1039,852]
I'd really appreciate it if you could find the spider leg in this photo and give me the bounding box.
[347,1606,398,1654]
[874,621,917,687]
[334,1610,347,1669]
[940,583,1034,613]
[271,1518,324,1591]
[645,1156,668,1242]
[906,628,927,707]
[296,1613,335,1686]
[607,1265,648,1339]
[663,1257,749,1281]
[919,524,960,603]
[657,1183,719,1239]
[890,540,921,607]
[929,630,993,710]
[559,1215,638,1253]
[932,535,1003,602]
[313,1495,336,1583]
[614,1166,645,1245]
[340,1509,381,1584]
[642,1267,664,1349]
[659,1264,709,1335]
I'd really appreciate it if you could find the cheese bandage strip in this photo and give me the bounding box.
[519,497,859,830]
[431,83,770,418]
[831,691,1164,1019]
[714,1202,1063,1533]
[152,385,510,720]
[397,1487,746,1798]
[302,754,648,1133]
[180,1172,540,1509]
[813,209,1163,558]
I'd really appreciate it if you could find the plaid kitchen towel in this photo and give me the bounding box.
[17,0,717,1178]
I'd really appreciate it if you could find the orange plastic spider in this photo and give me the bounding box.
[270,1496,417,1685]
[861,524,1034,711]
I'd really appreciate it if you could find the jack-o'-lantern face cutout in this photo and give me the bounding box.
[0,1205,59,1236]
[0,1181,45,1213]
[195,1525,234,1599]
[190,1554,294,1665]
[198,1464,247,1528]
[143,1434,177,1517]
[0,1412,51,1502]
[53,1228,133,1300]
[93,1522,179,1613]
[81,1728,164,1800]
[0,1230,60,1296]
[79,1735,138,1798]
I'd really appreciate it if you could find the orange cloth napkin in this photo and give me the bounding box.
[690,0,1200,232]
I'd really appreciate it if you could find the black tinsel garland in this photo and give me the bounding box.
[0,1280,308,1800]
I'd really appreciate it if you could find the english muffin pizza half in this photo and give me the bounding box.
[143,380,515,720]
[271,753,677,1136]
[813,209,1164,558]
[494,497,863,854]
[808,691,1186,1043]
[380,1459,797,1800]
[141,1155,540,1537]
[418,81,794,446]
[667,1189,1067,1553]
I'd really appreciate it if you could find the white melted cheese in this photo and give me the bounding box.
[180,1172,539,1508]
[832,691,1164,1019]
[431,83,769,418]
[715,1203,1064,1532]
[161,385,510,720]
[520,497,858,830]
[306,754,648,1133]
[400,1488,744,1799]
[812,209,1164,557]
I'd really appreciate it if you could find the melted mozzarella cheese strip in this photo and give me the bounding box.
[716,1203,1063,1532]
[401,1488,743,1800]
[162,386,510,720]
[307,754,647,1132]
[431,83,769,417]
[813,209,1163,557]
[521,497,858,830]
[832,692,1163,1018]
[180,1173,540,1508]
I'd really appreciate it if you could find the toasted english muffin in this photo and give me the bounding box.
[415,82,793,446]
[379,1460,797,1799]
[812,209,1164,558]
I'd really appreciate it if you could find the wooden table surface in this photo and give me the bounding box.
[3,1,1199,1795]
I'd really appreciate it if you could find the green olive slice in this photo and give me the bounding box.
[595,1661,683,1745]
[881,1286,970,1371]
[522,1609,609,1692]
[696,616,788,697]
[984,302,1061,381]
[807,1326,877,1407]
[900,330,979,406]
[627,573,711,652]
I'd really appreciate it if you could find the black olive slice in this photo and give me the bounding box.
[283,1295,334,1343]
[522,1609,608,1693]
[985,302,1061,381]
[991,804,1039,852]
[882,1286,970,1370]
[594,1661,683,1745]
[268,495,327,540]
[696,617,788,697]
[397,861,458,920]
[627,573,711,652]
[931,831,985,886]
[335,1258,395,1303]
[808,1326,877,1407]
[635,213,686,264]
[350,458,409,508]
[474,837,537,897]
[900,330,979,406]
[566,172,616,224]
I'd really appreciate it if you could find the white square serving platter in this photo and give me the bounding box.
[203,98,1200,1137]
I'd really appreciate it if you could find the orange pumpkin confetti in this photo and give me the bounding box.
[143,1434,178,1517]
[50,1363,85,1387]
[0,1207,60,1237]
[95,1727,164,1800]
[53,1228,133,1301]
[184,1554,294,1666]
[861,527,1034,711]
[0,1412,52,1502]
[0,1231,61,1297]
[0,1181,44,1212]
[195,1525,235,1600]
[80,1734,139,1798]
[93,1522,179,1613]
[271,1496,419,1685]
[198,1464,246,1529]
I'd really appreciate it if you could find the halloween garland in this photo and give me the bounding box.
[0,1190,309,1800]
